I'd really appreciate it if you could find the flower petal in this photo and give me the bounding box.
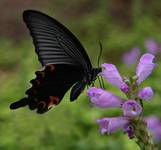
[87,87,125,108]
[123,124,135,139]
[97,117,129,134]
[145,116,161,129]
[145,39,158,55]
[120,83,129,93]
[122,100,142,117]
[122,47,140,65]
[136,53,156,84]
[100,63,129,93]
[138,87,154,101]
[145,116,161,141]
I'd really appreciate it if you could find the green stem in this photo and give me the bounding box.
[133,119,157,150]
[126,76,139,100]
[126,76,157,149]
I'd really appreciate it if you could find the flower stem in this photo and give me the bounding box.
[133,119,157,150]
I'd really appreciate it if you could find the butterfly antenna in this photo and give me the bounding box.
[97,41,105,89]
[97,41,103,67]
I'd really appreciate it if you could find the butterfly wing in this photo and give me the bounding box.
[23,10,92,72]
[10,10,95,113]
[10,64,84,113]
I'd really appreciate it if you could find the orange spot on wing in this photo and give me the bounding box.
[47,96,60,109]
[46,64,55,72]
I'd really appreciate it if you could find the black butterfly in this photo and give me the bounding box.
[10,10,101,114]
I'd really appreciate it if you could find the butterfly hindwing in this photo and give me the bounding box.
[10,64,84,113]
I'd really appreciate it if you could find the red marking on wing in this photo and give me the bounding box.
[47,96,60,109]
[45,64,55,72]
[37,96,60,110]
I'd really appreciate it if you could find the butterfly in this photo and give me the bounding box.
[10,10,101,114]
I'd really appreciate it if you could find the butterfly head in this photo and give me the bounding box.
[89,67,102,84]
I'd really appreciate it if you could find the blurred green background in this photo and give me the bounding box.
[0,0,161,149]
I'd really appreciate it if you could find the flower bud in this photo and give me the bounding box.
[138,87,153,101]
[122,100,142,117]
[97,117,129,134]
[87,87,125,108]
[136,53,156,84]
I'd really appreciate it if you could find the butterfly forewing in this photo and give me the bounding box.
[23,10,92,72]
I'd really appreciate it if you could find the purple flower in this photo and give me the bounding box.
[145,39,158,55]
[145,116,161,141]
[122,47,140,65]
[145,116,161,129]
[138,87,154,101]
[87,87,125,108]
[124,124,135,139]
[100,63,129,93]
[122,100,142,117]
[136,53,156,84]
[97,117,129,134]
